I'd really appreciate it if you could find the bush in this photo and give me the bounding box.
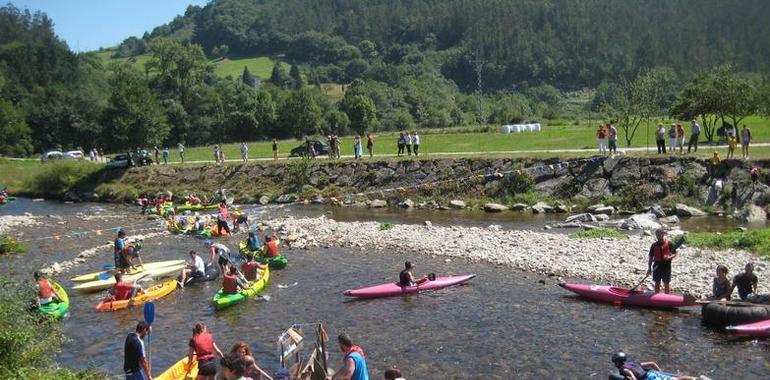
[286,156,316,191]
[496,171,535,196]
[670,174,699,198]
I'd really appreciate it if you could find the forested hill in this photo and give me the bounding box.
[139,0,770,91]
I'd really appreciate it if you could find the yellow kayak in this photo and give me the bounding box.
[72,264,185,293]
[71,260,185,282]
[156,356,198,380]
[95,279,177,312]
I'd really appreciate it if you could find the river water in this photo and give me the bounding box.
[1,199,769,379]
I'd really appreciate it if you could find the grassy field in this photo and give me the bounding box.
[212,56,280,79]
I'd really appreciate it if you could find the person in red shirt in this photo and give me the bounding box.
[109,273,142,301]
[261,234,281,258]
[186,323,224,380]
[241,256,265,282]
[596,124,608,155]
[34,272,62,306]
[222,266,251,295]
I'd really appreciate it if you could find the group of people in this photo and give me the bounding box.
[650,120,753,158]
[396,132,420,157]
[151,146,171,165]
[596,122,618,155]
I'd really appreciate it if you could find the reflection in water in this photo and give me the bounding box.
[1,199,769,378]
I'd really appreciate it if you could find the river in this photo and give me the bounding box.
[1,198,769,379]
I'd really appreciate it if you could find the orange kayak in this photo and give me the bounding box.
[95,280,177,312]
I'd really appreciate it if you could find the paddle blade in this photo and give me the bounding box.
[144,301,155,325]
[98,272,113,280]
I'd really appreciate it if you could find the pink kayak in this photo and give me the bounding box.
[726,319,770,337]
[344,274,476,298]
[558,282,696,308]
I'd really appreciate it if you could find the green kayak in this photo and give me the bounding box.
[196,228,213,238]
[38,280,69,320]
[212,267,270,310]
[256,255,288,269]
[0,196,16,205]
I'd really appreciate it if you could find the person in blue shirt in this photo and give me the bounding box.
[246,231,261,252]
[162,147,169,164]
[329,334,369,380]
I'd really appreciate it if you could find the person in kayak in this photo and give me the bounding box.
[245,231,262,253]
[399,261,429,287]
[109,273,142,301]
[261,234,280,258]
[732,263,758,301]
[711,265,732,300]
[206,240,233,274]
[222,266,251,295]
[646,229,677,294]
[329,334,369,380]
[611,352,696,380]
[229,342,271,380]
[34,271,62,306]
[186,323,224,380]
[187,194,201,205]
[179,250,207,288]
[241,255,266,282]
[124,321,152,380]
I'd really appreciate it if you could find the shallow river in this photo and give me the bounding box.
[1,199,769,379]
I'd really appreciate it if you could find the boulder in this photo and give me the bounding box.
[449,200,466,209]
[649,205,667,218]
[553,204,570,213]
[275,194,298,204]
[368,199,388,208]
[398,199,415,208]
[63,191,81,202]
[621,213,662,230]
[484,203,509,212]
[592,206,615,215]
[531,201,554,214]
[310,196,325,204]
[510,203,528,211]
[674,203,707,217]
[736,204,766,224]
[585,204,606,213]
[659,215,680,224]
[593,214,610,222]
[565,213,595,223]
[423,221,432,227]
[258,195,270,205]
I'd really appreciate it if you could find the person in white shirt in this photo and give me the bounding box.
[240,143,248,162]
[405,133,413,156]
[412,132,420,156]
[179,250,207,286]
[687,120,700,153]
[178,143,185,163]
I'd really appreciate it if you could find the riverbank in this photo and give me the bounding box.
[258,215,768,298]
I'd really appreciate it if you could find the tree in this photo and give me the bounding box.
[145,38,210,104]
[713,66,761,132]
[289,64,304,89]
[0,100,33,156]
[242,66,253,86]
[277,89,322,139]
[324,110,350,135]
[270,61,290,88]
[101,63,169,151]
[339,94,377,135]
[211,44,229,59]
[594,70,662,147]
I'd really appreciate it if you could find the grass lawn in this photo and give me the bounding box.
[212,56,280,79]
[0,159,46,193]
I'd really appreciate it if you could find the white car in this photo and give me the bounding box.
[41,150,63,161]
[63,150,85,160]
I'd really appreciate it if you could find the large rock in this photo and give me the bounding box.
[674,203,707,217]
[510,203,528,211]
[737,204,766,224]
[580,178,612,198]
[565,213,595,223]
[369,199,388,208]
[398,199,415,208]
[275,194,298,204]
[258,195,270,205]
[593,214,610,222]
[553,204,570,213]
[659,215,680,224]
[449,200,466,209]
[531,201,554,214]
[621,213,662,230]
[585,203,606,213]
[649,205,667,218]
[591,206,615,215]
[484,203,509,212]
[63,191,81,202]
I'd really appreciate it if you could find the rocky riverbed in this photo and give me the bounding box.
[261,215,769,298]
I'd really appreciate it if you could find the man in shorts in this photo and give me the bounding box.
[647,229,677,294]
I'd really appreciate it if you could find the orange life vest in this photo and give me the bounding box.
[651,240,673,261]
[191,332,215,361]
[222,274,239,294]
[38,279,53,298]
[265,240,280,257]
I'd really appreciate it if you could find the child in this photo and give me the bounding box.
[712,265,732,300]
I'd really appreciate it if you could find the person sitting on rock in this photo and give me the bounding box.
[647,229,677,294]
[611,352,696,380]
[732,263,758,301]
[711,265,732,300]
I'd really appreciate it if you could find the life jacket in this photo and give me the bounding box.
[242,261,259,281]
[38,279,53,298]
[222,274,239,294]
[192,332,215,361]
[264,240,280,257]
[651,240,673,262]
[399,269,412,287]
[112,281,135,301]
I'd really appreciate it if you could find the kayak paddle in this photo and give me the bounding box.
[144,301,155,374]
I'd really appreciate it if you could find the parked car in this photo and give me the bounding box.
[41,150,63,161]
[63,150,85,160]
[289,140,330,157]
[106,153,133,169]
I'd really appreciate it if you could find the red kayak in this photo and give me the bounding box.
[726,319,770,337]
[344,274,476,298]
[558,282,696,308]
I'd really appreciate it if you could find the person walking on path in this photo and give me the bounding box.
[668,124,677,153]
[405,132,413,156]
[354,135,363,159]
[687,119,700,153]
[655,124,666,154]
[366,133,374,158]
[162,147,169,164]
[178,143,185,163]
[272,139,278,160]
[240,142,248,162]
[218,148,225,163]
[413,131,420,156]
[727,134,737,159]
[124,321,152,380]
[213,145,220,164]
[397,133,405,156]
[153,146,160,165]
[676,124,685,154]
[647,229,678,294]
[741,125,752,158]
[607,124,617,155]
[329,334,369,380]
[596,124,607,155]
